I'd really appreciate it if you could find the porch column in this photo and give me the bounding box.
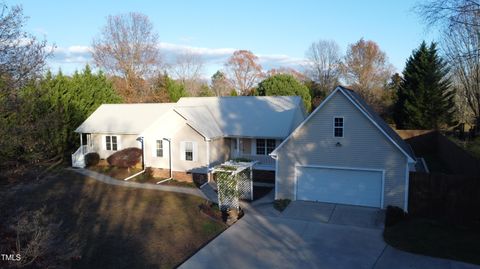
[236,138,240,157]
[80,133,83,154]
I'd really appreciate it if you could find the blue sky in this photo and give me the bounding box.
[7,0,436,78]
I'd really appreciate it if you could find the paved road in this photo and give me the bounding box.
[180,200,480,269]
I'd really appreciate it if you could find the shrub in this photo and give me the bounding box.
[107,147,142,168]
[273,199,291,212]
[84,152,100,167]
[385,205,408,227]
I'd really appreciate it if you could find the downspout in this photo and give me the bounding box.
[206,139,211,182]
[270,153,279,200]
[157,138,172,184]
[124,136,146,181]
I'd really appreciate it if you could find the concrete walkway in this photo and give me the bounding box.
[68,168,212,201]
[181,196,480,269]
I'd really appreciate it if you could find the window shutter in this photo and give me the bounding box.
[152,140,157,157]
[192,142,198,162]
[180,142,185,161]
[117,136,121,150]
[102,135,106,150]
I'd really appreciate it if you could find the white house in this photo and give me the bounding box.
[72,96,306,182]
[73,87,417,211]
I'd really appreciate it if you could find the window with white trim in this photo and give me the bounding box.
[256,139,276,155]
[184,141,193,161]
[156,140,163,157]
[105,135,118,151]
[334,117,344,137]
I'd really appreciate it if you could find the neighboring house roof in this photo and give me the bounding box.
[75,103,176,134]
[271,86,416,163]
[173,106,224,139]
[176,96,304,139]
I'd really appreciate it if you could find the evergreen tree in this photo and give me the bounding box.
[257,74,312,111]
[13,66,122,163]
[164,74,188,102]
[394,42,455,129]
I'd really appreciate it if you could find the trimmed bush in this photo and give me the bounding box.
[107,148,142,168]
[273,199,291,212]
[84,152,100,167]
[385,205,408,227]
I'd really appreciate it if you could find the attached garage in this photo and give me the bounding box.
[295,166,384,208]
[271,86,417,211]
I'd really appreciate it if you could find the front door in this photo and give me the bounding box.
[86,134,92,147]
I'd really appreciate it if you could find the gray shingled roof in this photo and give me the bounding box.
[75,103,176,134]
[174,106,224,139]
[176,96,303,139]
[76,96,304,140]
[339,86,416,161]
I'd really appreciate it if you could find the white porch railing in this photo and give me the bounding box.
[71,145,93,168]
[233,154,275,166]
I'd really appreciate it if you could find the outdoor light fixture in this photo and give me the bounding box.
[335,142,342,147]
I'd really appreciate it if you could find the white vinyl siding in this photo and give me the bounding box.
[275,92,408,209]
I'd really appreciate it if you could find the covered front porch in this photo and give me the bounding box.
[228,137,279,171]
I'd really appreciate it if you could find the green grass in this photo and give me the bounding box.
[88,166,197,188]
[88,165,142,180]
[384,218,480,265]
[273,199,291,212]
[0,170,225,268]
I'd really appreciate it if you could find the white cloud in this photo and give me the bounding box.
[49,42,306,75]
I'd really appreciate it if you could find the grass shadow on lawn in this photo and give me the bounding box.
[384,218,480,265]
[0,170,226,269]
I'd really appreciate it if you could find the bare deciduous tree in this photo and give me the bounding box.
[443,21,480,127]
[419,0,480,130]
[267,67,307,82]
[342,38,394,106]
[224,50,263,95]
[418,0,480,29]
[305,40,342,92]
[0,3,50,94]
[92,12,161,101]
[170,51,205,96]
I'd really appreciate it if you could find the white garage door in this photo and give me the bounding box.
[296,166,383,208]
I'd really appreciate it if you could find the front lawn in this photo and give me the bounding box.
[88,166,197,188]
[88,165,143,180]
[0,170,225,268]
[384,218,480,265]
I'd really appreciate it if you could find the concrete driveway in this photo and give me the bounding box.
[180,200,480,269]
[282,201,385,229]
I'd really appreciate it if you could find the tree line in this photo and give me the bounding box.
[0,1,475,170]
